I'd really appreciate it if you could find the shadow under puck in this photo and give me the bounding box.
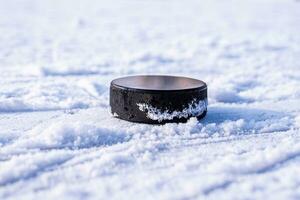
[110,75,208,124]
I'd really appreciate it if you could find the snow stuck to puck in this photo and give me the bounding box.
[110,75,208,124]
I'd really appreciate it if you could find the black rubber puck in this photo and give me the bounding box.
[110,75,207,124]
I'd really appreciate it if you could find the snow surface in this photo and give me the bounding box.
[0,0,300,199]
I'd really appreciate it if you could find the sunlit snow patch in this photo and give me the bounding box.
[137,99,207,122]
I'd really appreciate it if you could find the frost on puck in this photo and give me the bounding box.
[110,75,208,124]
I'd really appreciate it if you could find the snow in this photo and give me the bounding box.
[137,99,207,122]
[0,0,300,199]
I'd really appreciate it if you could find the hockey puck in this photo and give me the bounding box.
[110,75,207,124]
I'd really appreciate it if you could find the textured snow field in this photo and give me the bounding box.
[0,0,300,199]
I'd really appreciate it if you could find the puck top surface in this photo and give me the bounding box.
[111,75,206,92]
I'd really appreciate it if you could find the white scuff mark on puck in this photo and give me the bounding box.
[137,99,207,122]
